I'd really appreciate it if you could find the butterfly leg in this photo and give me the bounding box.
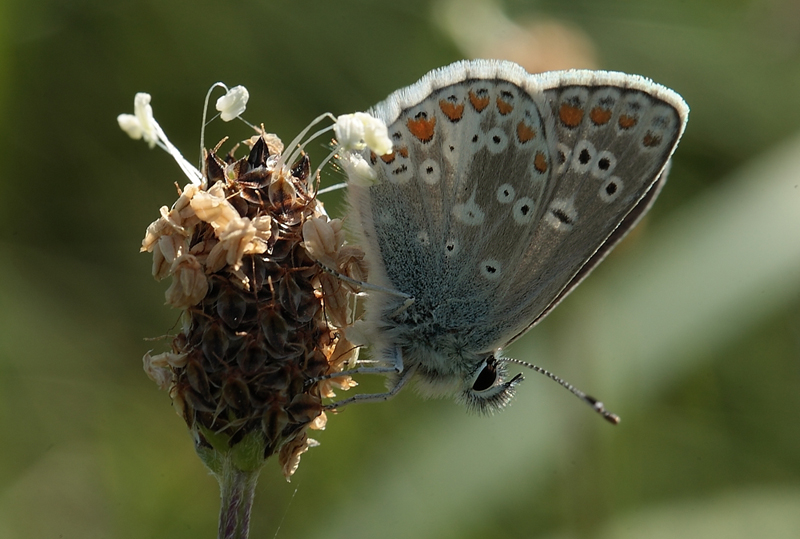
[323,362,418,410]
[310,345,405,383]
[314,260,414,301]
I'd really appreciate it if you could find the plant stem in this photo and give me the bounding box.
[217,457,261,539]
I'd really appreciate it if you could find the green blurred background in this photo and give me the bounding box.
[1,0,799,537]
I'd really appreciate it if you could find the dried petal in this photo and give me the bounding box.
[165,254,208,308]
[309,412,327,430]
[337,244,368,287]
[302,216,338,267]
[191,186,240,229]
[262,133,284,155]
[319,274,350,329]
[279,433,319,481]
[143,351,175,390]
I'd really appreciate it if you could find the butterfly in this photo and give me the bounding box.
[335,59,688,418]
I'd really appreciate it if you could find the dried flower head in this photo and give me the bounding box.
[124,83,382,539]
[140,128,365,480]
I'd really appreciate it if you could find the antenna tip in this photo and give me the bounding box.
[588,398,621,425]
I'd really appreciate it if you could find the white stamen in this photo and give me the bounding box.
[117,113,143,140]
[339,152,377,186]
[118,92,203,186]
[215,85,249,122]
[334,112,392,155]
[276,112,337,175]
[117,92,158,148]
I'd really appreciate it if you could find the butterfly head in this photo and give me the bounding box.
[388,313,524,414]
[456,354,523,414]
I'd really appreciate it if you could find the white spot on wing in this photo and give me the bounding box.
[640,104,677,151]
[591,150,617,179]
[453,191,485,225]
[570,140,596,174]
[599,176,624,203]
[445,238,459,257]
[485,127,508,154]
[545,198,577,231]
[388,161,413,184]
[419,158,441,185]
[444,143,458,166]
[496,183,515,204]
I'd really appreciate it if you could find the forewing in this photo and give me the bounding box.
[348,71,555,327]
[486,72,688,348]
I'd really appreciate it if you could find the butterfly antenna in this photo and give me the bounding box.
[502,357,620,425]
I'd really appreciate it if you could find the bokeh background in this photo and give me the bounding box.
[1,0,799,537]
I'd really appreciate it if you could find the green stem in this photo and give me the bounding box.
[217,458,261,539]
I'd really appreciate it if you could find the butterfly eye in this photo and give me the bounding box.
[472,361,497,391]
[460,357,522,415]
[472,359,498,391]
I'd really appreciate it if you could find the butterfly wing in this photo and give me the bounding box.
[348,61,556,348]
[484,70,689,348]
[525,160,671,332]
[346,60,687,365]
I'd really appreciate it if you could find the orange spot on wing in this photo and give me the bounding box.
[468,91,490,112]
[439,100,465,122]
[496,97,513,115]
[642,132,662,147]
[533,151,548,173]
[516,122,536,143]
[407,116,436,143]
[590,107,612,125]
[397,146,409,158]
[559,103,584,128]
[618,115,637,129]
[380,152,395,164]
